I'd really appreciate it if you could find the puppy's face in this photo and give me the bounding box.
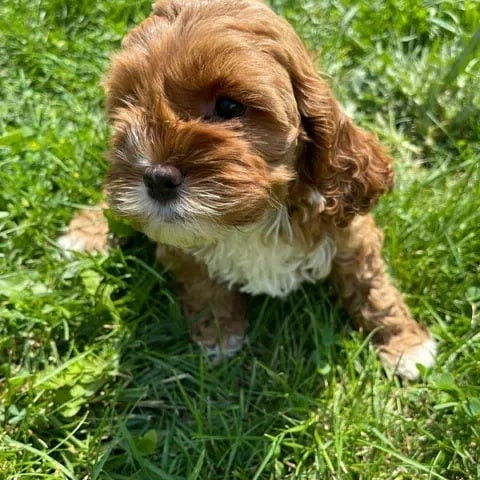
[104,0,393,247]
[103,0,301,246]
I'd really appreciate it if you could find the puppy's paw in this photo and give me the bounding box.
[379,335,437,380]
[58,207,111,255]
[198,335,245,362]
[191,317,245,361]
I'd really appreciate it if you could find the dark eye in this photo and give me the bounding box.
[214,97,246,120]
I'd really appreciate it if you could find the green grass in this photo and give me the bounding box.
[1,0,479,478]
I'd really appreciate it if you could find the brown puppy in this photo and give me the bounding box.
[59,0,436,379]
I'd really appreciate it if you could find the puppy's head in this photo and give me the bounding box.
[103,0,393,247]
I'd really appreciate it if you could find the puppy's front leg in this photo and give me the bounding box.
[58,204,111,254]
[156,245,247,358]
[331,215,436,379]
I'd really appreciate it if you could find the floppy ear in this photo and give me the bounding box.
[289,68,394,227]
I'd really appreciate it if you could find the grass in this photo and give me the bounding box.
[0,0,479,478]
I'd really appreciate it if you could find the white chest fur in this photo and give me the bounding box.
[191,225,336,297]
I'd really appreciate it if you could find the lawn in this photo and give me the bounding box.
[1,0,479,478]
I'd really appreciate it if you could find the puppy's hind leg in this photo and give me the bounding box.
[156,245,248,360]
[331,214,436,380]
[58,204,112,254]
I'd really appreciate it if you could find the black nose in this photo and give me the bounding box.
[143,165,183,202]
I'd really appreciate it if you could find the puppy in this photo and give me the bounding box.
[60,0,436,379]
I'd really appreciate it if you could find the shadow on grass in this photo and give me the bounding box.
[84,234,349,479]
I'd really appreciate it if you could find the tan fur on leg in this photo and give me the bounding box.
[156,245,248,359]
[332,215,436,379]
[58,204,111,254]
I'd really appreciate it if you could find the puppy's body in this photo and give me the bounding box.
[60,0,436,379]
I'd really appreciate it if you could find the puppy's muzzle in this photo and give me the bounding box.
[143,165,183,202]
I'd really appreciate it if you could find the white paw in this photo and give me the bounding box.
[198,334,245,363]
[57,233,89,253]
[380,337,437,380]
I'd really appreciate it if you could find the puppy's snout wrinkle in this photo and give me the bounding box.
[143,165,183,202]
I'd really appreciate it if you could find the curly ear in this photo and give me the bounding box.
[290,68,394,227]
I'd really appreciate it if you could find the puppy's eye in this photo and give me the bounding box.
[214,97,246,120]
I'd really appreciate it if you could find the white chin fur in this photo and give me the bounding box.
[143,219,220,248]
[381,337,437,380]
[113,183,184,224]
[113,183,224,248]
